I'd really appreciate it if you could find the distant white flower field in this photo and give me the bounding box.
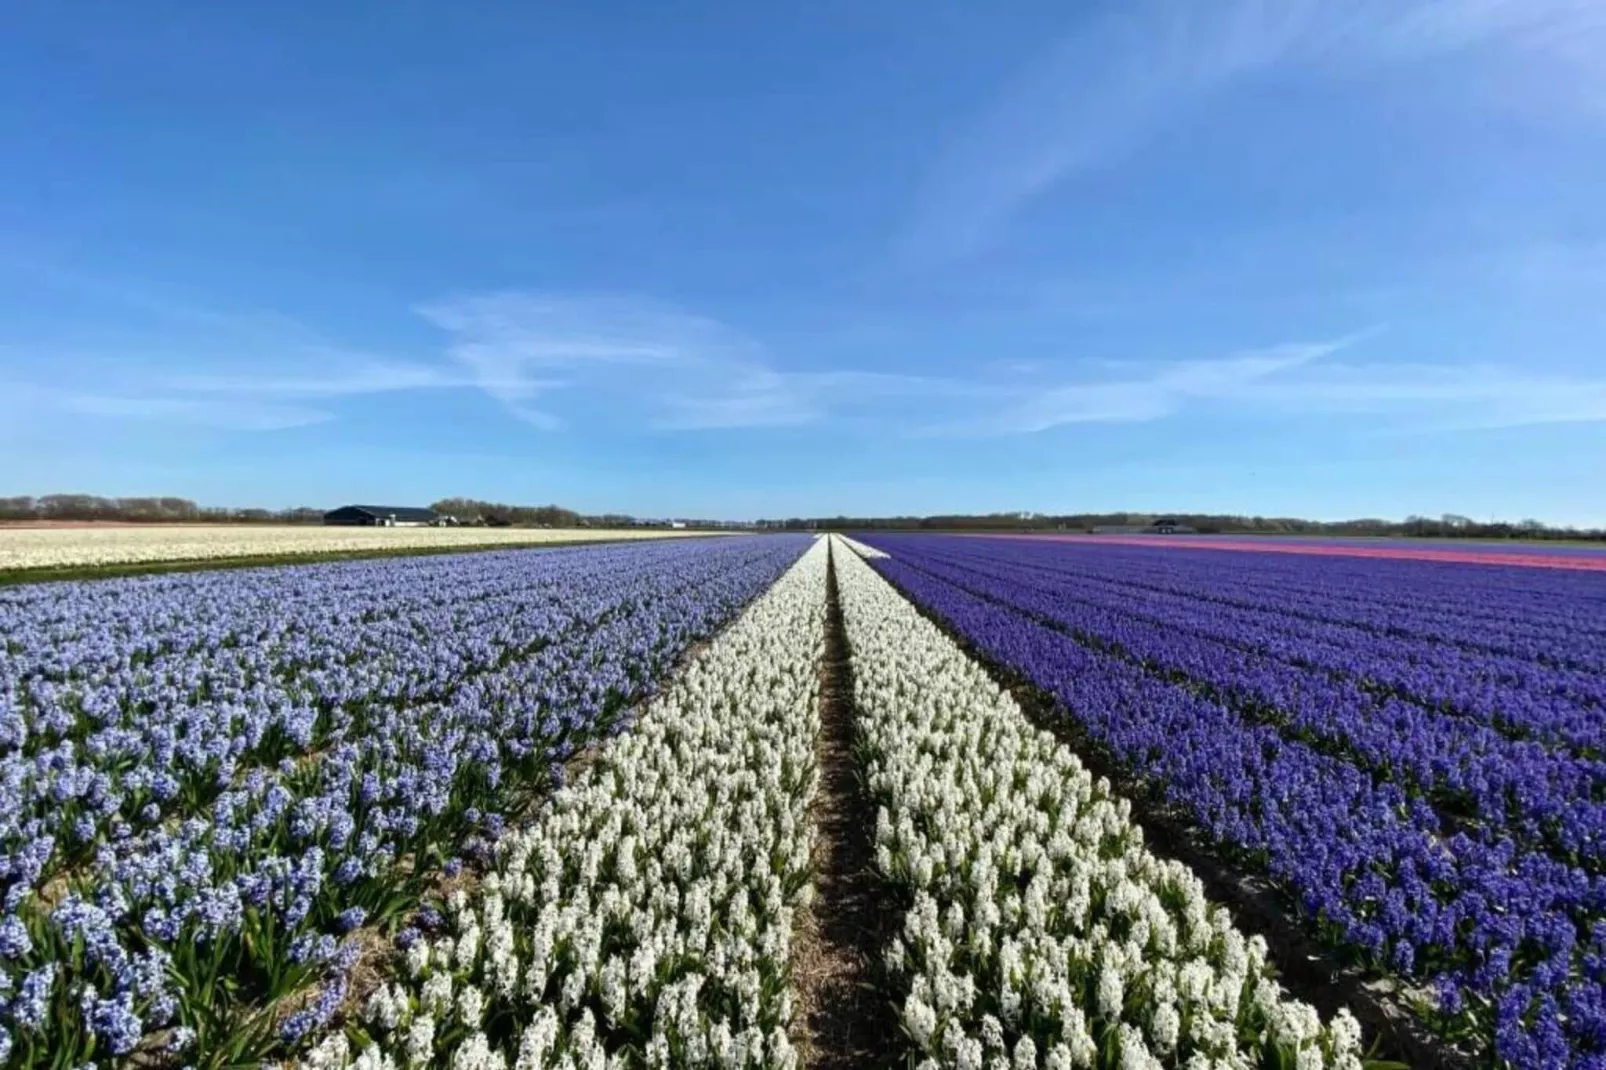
[0,524,710,572]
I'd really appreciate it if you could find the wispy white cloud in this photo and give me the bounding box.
[413,297,1606,437]
[2,257,500,417]
[416,293,760,430]
[415,292,972,432]
[919,328,1606,435]
[16,273,1604,439]
[169,360,477,397]
[939,338,1351,434]
[54,394,333,431]
[902,0,1606,265]
[1374,0,1606,63]
[652,368,999,431]
[0,253,280,334]
[12,358,483,434]
[654,370,822,431]
[1234,361,1606,430]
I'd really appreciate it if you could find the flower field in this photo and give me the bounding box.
[321,536,830,1070]
[833,548,1363,1070]
[0,525,710,575]
[856,533,1606,1068]
[0,536,809,1065]
[999,535,1606,573]
[1,529,1591,1068]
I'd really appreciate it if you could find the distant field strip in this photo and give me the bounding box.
[833,534,887,559]
[0,524,714,572]
[998,532,1606,571]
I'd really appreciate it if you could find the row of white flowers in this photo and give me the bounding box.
[0,525,708,571]
[304,539,829,1070]
[834,534,889,559]
[828,536,1365,1070]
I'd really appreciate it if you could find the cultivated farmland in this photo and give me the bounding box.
[0,531,1598,1068]
[856,533,1606,1068]
[0,524,712,575]
[0,537,807,1066]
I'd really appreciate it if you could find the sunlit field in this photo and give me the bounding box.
[2,531,1600,1067]
[0,524,713,573]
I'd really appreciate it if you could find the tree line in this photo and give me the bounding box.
[5,495,1597,541]
[0,494,711,530]
[431,502,743,529]
[757,511,1606,542]
[0,495,325,524]
[428,498,582,527]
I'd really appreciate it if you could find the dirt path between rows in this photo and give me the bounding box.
[790,541,900,1070]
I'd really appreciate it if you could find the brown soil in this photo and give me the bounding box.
[331,924,398,1025]
[790,542,901,1070]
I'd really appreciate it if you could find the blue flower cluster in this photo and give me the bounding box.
[1015,545,1606,749]
[899,541,1606,868]
[0,535,808,1065]
[862,534,1606,1069]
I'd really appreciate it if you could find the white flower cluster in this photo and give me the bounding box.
[321,539,829,1070]
[0,524,709,571]
[834,535,888,559]
[829,537,1365,1070]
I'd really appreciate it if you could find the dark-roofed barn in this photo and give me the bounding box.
[323,505,439,527]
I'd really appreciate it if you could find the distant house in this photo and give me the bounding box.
[1147,517,1196,535]
[323,505,439,527]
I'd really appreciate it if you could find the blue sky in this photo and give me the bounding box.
[2,0,1604,524]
